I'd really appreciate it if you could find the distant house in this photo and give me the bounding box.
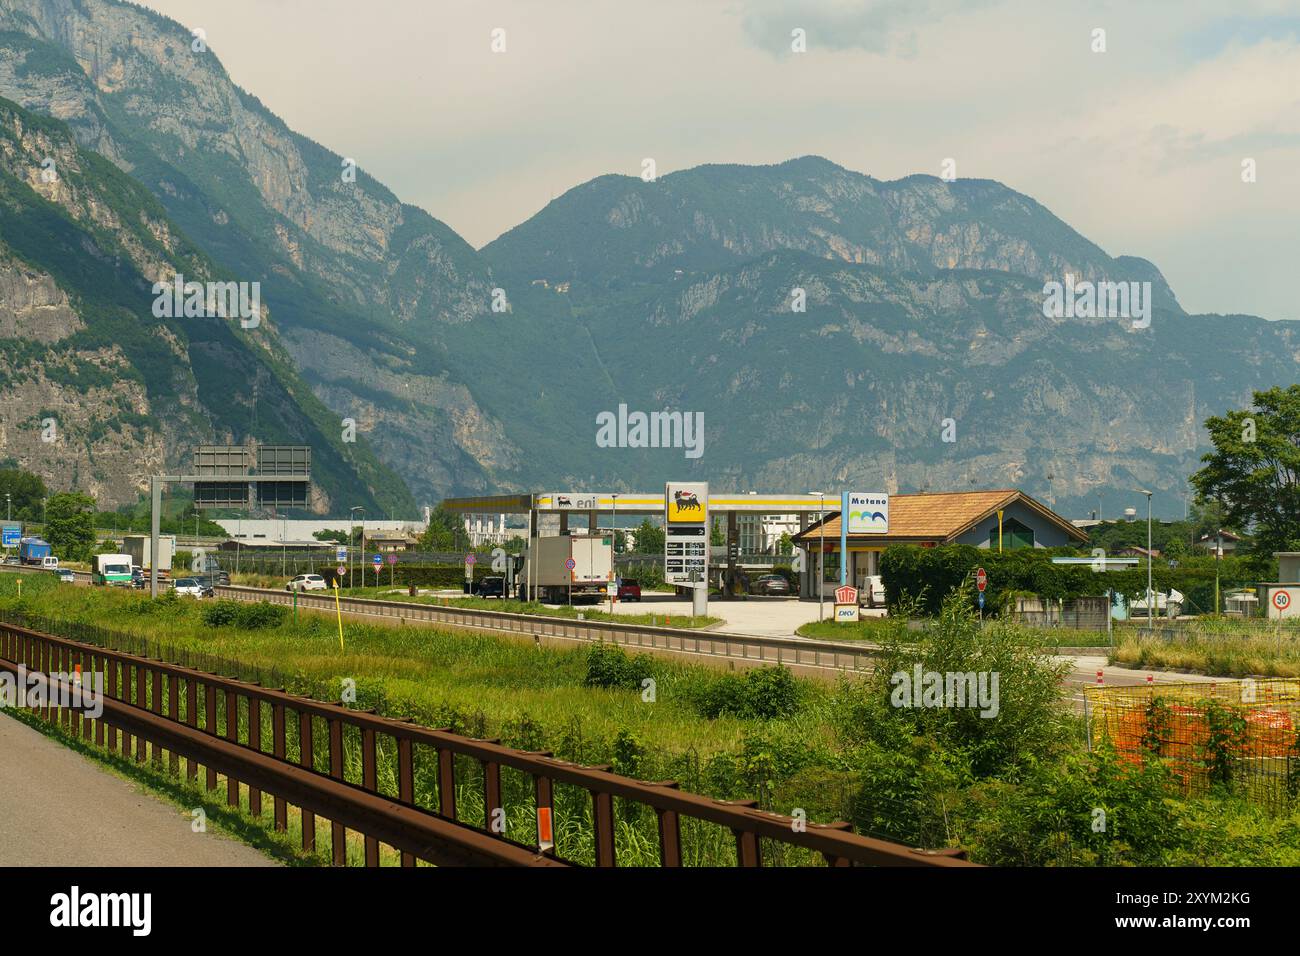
[1197,531,1241,555]
[362,531,417,553]
[1116,545,1162,559]
[790,489,1088,594]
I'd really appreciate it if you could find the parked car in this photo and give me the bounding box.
[55,568,76,583]
[286,573,327,592]
[472,576,506,598]
[750,573,792,596]
[862,575,887,608]
[172,577,213,598]
[617,578,642,602]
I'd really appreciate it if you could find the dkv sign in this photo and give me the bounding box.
[834,585,859,622]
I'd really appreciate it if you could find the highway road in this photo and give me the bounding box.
[0,713,276,866]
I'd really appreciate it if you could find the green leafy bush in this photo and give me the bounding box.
[584,642,654,691]
[692,665,801,720]
[200,599,285,630]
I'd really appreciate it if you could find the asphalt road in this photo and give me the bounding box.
[0,713,277,866]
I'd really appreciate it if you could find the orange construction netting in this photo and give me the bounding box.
[1085,679,1300,808]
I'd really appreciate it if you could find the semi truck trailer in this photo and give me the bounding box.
[18,537,51,566]
[123,534,175,579]
[524,534,614,604]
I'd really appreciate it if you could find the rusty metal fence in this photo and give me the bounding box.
[1086,679,1300,809]
[0,621,973,867]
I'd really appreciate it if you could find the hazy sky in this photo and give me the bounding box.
[141,0,1300,321]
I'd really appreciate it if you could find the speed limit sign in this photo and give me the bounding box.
[1270,587,1298,618]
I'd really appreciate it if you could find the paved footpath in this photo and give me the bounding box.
[0,713,277,866]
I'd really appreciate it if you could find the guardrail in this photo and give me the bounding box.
[215,585,879,674]
[0,621,974,867]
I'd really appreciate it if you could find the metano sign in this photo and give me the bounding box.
[846,492,889,534]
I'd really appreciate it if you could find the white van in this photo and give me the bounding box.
[41,555,59,570]
[861,575,886,608]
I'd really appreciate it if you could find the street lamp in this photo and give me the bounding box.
[807,491,826,620]
[350,506,365,589]
[1141,490,1153,630]
[609,493,619,614]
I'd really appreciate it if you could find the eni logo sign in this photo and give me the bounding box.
[846,493,889,534]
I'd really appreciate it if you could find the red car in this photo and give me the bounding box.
[617,578,642,602]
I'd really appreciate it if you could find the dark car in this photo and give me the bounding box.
[130,568,146,590]
[750,574,792,596]
[617,578,642,602]
[472,576,506,599]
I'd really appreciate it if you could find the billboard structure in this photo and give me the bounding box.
[191,445,311,510]
[664,482,708,586]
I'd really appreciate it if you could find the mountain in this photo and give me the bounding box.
[1,0,1294,517]
[0,0,514,505]
[483,157,1182,313]
[0,94,416,513]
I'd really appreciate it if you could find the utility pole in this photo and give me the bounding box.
[1143,490,1154,630]
[609,493,618,614]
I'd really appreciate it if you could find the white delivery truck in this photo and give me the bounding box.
[94,553,134,587]
[123,534,175,580]
[524,534,614,604]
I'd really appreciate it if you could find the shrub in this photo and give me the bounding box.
[584,642,654,691]
[692,665,801,720]
[201,599,285,630]
[234,601,288,630]
[200,599,240,628]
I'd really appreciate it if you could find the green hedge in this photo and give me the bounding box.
[880,545,1256,616]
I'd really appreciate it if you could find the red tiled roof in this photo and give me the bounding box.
[792,489,1088,545]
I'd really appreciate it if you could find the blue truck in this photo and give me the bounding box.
[19,536,52,566]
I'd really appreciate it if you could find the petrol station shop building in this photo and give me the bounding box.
[791,489,1088,595]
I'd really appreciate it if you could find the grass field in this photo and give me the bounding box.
[797,616,1111,648]
[1111,619,1300,677]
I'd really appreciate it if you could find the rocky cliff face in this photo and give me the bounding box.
[0,0,517,504]
[0,95,414,512]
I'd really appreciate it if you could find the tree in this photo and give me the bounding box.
[632,518,664,555]
[0,468,47,521]
[313,529,349,544]
[419,504,465,552]
[45,492,97,562]
[1191,386,1300,557]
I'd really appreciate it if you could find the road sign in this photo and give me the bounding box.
[1274,590,1291,611]
[565,558,576,571]
[387,554,398,565]
[976,567,987,592]
[373,554,382,565]
[336,546,347,562]
[465,553,476,566]
[336,566,345,577]
[978,591,985,610]
[2,525,20,547]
